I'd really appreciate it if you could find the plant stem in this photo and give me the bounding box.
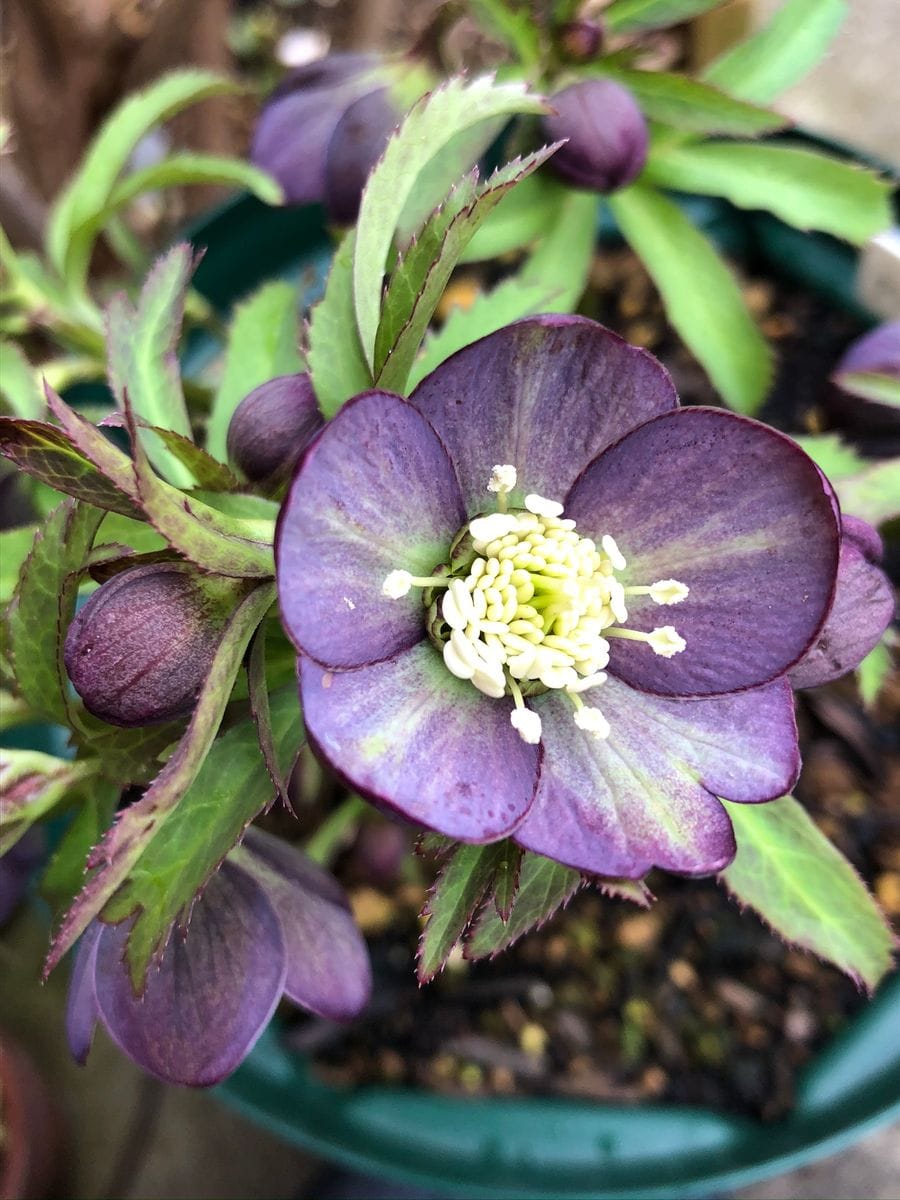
[304,795,367,867]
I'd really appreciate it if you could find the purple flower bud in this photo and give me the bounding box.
[324,87,399,226]
[559,19,604,61]
[64,564,233,727]
[542,80,648,194]
[226,374,324,485]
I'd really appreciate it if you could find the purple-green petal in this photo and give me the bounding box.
[277,391,465,669]
[240,827,372,1020]
[566,408,840,696]
[65,924,101,1065]
[93,865,286,1087]
[789,528,894,690]
[515,676,799,878]
[410,316,677,514]
[300,641,540,842]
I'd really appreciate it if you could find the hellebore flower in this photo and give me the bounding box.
[277,316,893,879]
[542,80,648,194]
[66,828,371,1086]
[227,373,324,486]
[827,321,900,442]
[251,53,403,224]
[64,563,237,728]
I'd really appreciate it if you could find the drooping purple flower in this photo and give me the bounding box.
[66,827,371,1086]
[541,80,648,194]
[277,316,892,879]
[250,53,402,223]
[227,373,324,485]
[828,321,900,441]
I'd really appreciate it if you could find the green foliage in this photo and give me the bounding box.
[645,142,892,247]
[353,76,547,369]
[208,281,304,462]
[307,231,373,419]
[608,182,772,414]
[102,154,282,219]
[833,371,900,408]
[0,341,44,418]
[833,459,900,527]
[465,851,583,959]
[604,0,725,34]
[703,0,847,104]
[721,796,894,992]
[0,749,95,854]
[106,244,195,486]
[857,635,893,709]
[40,782,118,915]
[0,525,39,605]
[418,842,507,981]
[458,173,567,264]
[792,433,867,480]
[596,67,786,136]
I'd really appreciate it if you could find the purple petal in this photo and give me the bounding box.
[566,408,840,696]
[65,923,102,1065]
[842,514,885,563]
[789,531,894,690]
[325,87,398,225]
[515,676,799,878]
[836,322,900,377]
[93,865,286,1086]
[277,391,465,669]
[300,641,540,841]
[240,827,372,1020]
[410,317,677,514]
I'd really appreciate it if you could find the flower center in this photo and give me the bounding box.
[382,465,688,745]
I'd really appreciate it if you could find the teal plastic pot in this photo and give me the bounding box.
[188,163,898,1198]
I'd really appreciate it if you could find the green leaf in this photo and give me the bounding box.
[703,0,847,104]
[418,842,506,982]
[353,76,548,369]
[45,582,276,981]
[792,433,867,480]
[856,633,893,709]
[72,716,184,787]
[518,188,598,311]
[47,70,238,288]
[375,148,559,393]
[645,142,892,247]
[247,628,290,809]
[464,851,583,960]
[104,153,282,216]
[0,749,94,854]
[595,67,786,136]
[833,459,900,527]
[106,244,195,487]
[307,231,372,419]
[468,0,543,65]
[492,841,523,921]
[458,172,568,264]
[0,525,39,605]
[0,341,44,417]
[721,796,894,991]
[608,182,772,414]
[833,370,900,408]
[605,0,725,34]
[94,512,168,555]
[5,499,103,723]
[208,281,303,461]
[40,782,118,915]
[131,422,240,491]
[103,687,303,989]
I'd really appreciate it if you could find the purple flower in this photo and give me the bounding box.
[66,828,371,1085]
[542,80,648,194]
[276,317,892,879]
[227,373,324,485]
[251,53,401,224]
[828,321,900,441]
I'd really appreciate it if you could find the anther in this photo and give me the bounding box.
[573,705,610,739]
[601,535,626,571]
[510,707,542,744]
[382,570,412,598]
[525,493,565,518]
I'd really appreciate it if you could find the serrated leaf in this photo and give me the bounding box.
[458,171,568,264]
[247,628,290,810]
[101,153,282,222]
[464,851,583,960]
[45,581,275,980]
[792,433,868,480]
[94,512,168,556]
[48,70,238,288]
[604,0,725,34]
[418,842,505,982]
[5,499,104,723]
[492,841,523,921]
[106,245,195,487]
[833,459,900,526]
[703,0,847,104]
[40,782,118,915]
[0,341,44,418]
[598,877,654,906]
[72,716,183,786]
[208,281,304,461]
[468,0,542,65]
[833,370,900,408]
[608,182,772,414]
[0,749,95,854]
[307,231,372,419]
[102,687,303,990]
[645,142,892,247]
[103,414,240,491]
[721,796,894,991]
[0,525,39,604]
[376,147,561,394]
[353,76,548,369]
[595,67,786,136]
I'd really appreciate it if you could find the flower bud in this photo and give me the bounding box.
[64,564,234,727]
[324,88,399,226]
[542,80,648,194]
[558,19,604,61]
[226,374,324,485]
[828,321,900,441]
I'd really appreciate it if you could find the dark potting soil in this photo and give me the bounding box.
[280,255,898,1121]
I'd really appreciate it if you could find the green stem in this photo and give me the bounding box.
[304,794,367,867]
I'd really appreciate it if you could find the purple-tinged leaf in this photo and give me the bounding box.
[247,628,291,812]
[721,796,895,992]
[40,782,118,916]
[598,877,654,907]
[0,748,94,854]
[135,423,241,491]
[71,716,184,786]
[418,841,506,983]
[5,498,104,723]
[45,582,275,981]
[0,418,141,518]
[492,841,523,922]
[464,851,583,961]
[44,385,143,503]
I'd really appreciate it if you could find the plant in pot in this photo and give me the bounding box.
[0,1,898,1196]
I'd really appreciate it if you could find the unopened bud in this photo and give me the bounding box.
[227,374,323,485]
[64,564,235,727]
[559,19,604,61]
[542,80,648,194]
